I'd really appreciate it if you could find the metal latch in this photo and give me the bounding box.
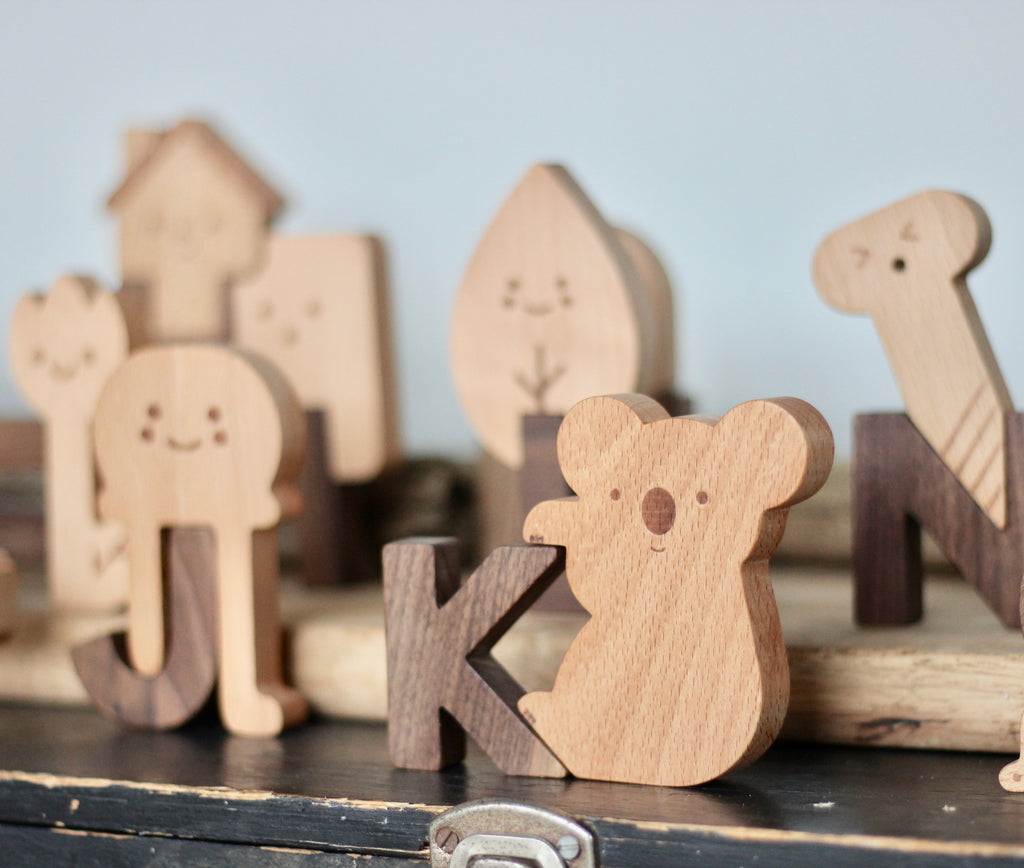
[429,800,597,868]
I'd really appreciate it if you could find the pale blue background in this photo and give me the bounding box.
[3,0,1023,459]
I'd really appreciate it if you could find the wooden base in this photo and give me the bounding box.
[854,412,1024,627]
[3,566,1021,753]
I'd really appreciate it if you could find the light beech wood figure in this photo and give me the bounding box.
[93,344,306,737]
[107,120,284,343]
[614,228,676,399]
[9,275,129,611]
[450,164,656,469]
[521,394,834,786]
[813,190,1012,528]
[232,233,399,483]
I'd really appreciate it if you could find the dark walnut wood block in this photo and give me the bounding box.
[0,706,1021,865]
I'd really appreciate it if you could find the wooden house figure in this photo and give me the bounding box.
[107,120,284,344]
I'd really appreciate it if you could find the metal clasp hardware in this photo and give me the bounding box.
[429,800,597,868]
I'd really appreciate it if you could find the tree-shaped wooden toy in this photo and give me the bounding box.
[108,120,284,344]
[451,165,685,604]
[9,275,129,611]
[232,234,400,583]
[521,394,834,786]
[813,190,1022,626]
[75,344,306,736]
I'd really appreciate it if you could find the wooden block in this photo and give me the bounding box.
[9,275,130,611]
[521,394,834,786]
[450,164,657,469]
[93,344,307,737]
[0,420,42,470]
[853,412,1024,627]
[232,233,400,483]
[107,119,284,343]
[71,528,217,729]
[814,190,1013,528]
[383,537,566,777]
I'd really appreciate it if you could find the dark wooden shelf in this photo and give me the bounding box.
[0,704,1021,865]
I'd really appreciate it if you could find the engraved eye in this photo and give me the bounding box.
[208,406,221,423]
[140,427,154,443]
[82,347,96,365]
[696,491,709,505]
[31,348,45,366]
[507,278,520,291]
[610,489,621,501]
[892,258,907,273]
[257,301,273,321]
[147,404,161,420]
[305,299,322,318]
[556,275,568,289]
[214,430,228,445]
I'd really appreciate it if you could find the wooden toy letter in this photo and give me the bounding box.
[93,344,306,737]
[232,233,399,483]
[383,538,566,777]
[9,275,129,611]
[813,190,1012,528]
[521,394,834,786]
[450,164,655,469]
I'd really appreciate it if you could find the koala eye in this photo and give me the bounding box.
[609,489,621,501]
[147,403,161,420]
[140,427,155,443]
[696,491,709,505]
[892,257,907,273]
[208,406,222,423]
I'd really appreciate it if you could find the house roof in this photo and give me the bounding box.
[106,119,285,218]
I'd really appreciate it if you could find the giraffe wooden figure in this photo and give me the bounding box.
[521,395,834,786]
[92,344,306,737]
[9,275,129,611]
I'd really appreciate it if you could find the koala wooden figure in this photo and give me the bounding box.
[521,394,834,787]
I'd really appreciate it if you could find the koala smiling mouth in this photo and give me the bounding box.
[167,437,202,452]
[650,544,666,554]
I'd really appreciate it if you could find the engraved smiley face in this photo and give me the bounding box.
[10,275,128,418]
[138,400,229,451]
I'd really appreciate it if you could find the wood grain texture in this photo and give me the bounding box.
[71,528,217,729]
[9,275,130,611]
[233,233,399,484]
[383,537,566,777]
[814,190,1012,528]
[108,119,284,343]
[853,412,1024,627]
[450,164,655,469]
[93,344,307,737]
[521,394,834,786]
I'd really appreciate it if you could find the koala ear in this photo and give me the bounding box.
[715,398,834,511]
[557,393,668,492]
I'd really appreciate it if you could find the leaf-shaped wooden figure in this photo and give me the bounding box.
[108,120,284,343]
[451,165,655,469]
[521,395,834,786]
[614,228,676,400]
[93,345,307,737]
[9,275,129,611]
[232,233,399,483]
[813,190,1012,528]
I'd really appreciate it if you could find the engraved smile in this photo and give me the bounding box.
[49,362,78,381]
[167,437,202,452]
[524,303,553,316]
[650,546,666,553]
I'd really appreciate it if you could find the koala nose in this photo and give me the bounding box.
[641,487,675,536]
